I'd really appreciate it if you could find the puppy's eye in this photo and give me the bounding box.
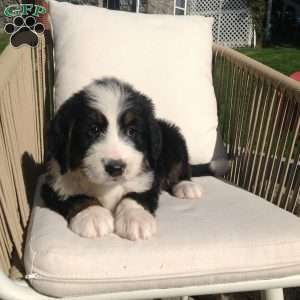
[88,124,102,137]
[126,127,137,137]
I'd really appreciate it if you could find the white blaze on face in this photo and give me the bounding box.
[82,81,144,184]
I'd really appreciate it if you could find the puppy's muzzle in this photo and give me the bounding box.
[104,160,126,177]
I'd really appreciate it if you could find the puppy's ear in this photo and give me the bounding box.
[147,116,162,169]
[46,104,75,175]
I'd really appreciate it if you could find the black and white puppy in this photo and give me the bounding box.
[42,78,202,240]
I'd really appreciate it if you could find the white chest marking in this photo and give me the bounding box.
[49,159,154,212]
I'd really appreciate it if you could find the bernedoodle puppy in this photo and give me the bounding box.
[42,78,202,240]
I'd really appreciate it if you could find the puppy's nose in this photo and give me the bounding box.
[104,160,126,177]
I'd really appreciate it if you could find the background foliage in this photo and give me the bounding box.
[247,0,267,46]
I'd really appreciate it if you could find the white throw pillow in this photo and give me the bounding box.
[49,0,218,164]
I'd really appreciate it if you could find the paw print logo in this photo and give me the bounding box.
[4,16,44,48]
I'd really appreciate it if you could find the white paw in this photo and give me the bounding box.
[172,180,202,199]
[115,206,157,241]
[69,206,114,238]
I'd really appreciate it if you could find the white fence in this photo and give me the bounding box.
[45,0,255,48]
[187,0,255,48]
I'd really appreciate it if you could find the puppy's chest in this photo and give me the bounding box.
[62,177,125,211]
[89,172,154,210]
[54,171,154,211]
[95,184,125,211]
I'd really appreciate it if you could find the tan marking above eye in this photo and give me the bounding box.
[123,110,136,126]
[95,111,106,124]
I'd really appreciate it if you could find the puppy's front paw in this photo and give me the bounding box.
[173,180,202,199]
[69,206,114,238]
[115,205,157,241]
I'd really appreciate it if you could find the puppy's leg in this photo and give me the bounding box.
[42,183,114,238]
[114,186,159,241]
[69,206,114,238]
[172,180,202,199]
[158,120,202,200]
[115,198,157,241]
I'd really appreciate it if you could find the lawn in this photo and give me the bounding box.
[0,32,9,54]
[238,47,300,76]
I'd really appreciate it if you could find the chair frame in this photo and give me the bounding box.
[0,21,299,300]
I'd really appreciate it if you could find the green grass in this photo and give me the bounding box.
[238,47,300,76]
[0,32,9,54]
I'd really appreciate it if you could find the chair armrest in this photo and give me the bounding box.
[0,36,52,277]
[212,44,300,215]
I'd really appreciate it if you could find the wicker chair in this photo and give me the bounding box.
[0,26,299,300]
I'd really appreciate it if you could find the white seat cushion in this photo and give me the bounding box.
[49,0,217,164]
[24,176,300,297]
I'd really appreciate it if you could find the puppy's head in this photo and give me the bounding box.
[47,78,161,184]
